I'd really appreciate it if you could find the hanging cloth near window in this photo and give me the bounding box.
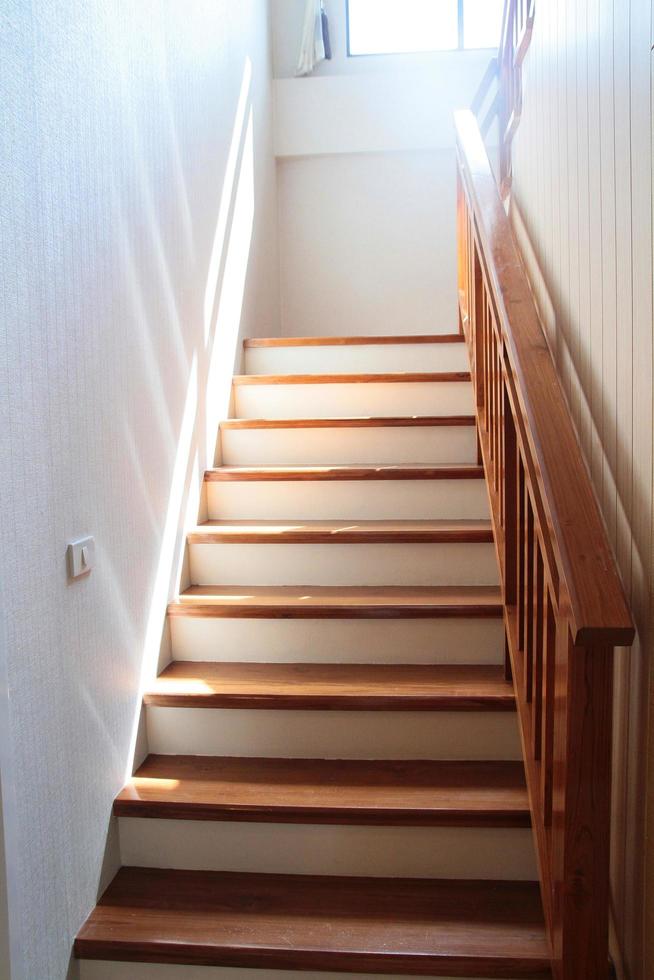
[296,0,330,76]
[321,3,332,60]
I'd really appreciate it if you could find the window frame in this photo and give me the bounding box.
[345,0,499,58]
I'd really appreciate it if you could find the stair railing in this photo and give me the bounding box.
[455,109,634,980]
[470,0,535,197]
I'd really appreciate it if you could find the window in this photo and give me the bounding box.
[346,0,504,56]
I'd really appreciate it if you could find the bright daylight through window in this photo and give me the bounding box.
[347,0,504,55]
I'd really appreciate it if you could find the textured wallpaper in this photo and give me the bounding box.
[0,2,278,976]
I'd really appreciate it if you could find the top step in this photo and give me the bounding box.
[244,334,466,347]
[244,334,469,376]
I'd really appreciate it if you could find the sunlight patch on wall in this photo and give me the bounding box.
[204,58,253,343]
[205,105,256,462]
[123,68,257,781]
[124,355,198,778]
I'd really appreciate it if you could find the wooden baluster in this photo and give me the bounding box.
[466,212,473,341]
[503,389,517,605]
[473,246,485,412]
[504,632,512,683]
[517,453,525,652]
[490,327,497,486]
[466,209,472,339]
[484,292,491,433]
[523,490,534,704]
[499,361,505,530]
[532,545,544,760]
[495,333,502,503]
[541,590,555,832]
[490,327,497,492]
[457,172,465,334]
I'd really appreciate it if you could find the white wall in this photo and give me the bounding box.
[0,2,278,978]
[0,569,13,980]
[271,0,496,337]
[278,151,458,336]
[510,2,653,977]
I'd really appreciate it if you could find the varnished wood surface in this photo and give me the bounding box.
[457,107,631,979]
[168,584,504,619]
[244,333,465,348]
[144,662,516,711]
[456,110,633,646]
[115,756,530,827]
[187,519,494,545]
[232,371,471,386]
[205,464,485,482]
[75,867,551,976]
[220,414,477,430]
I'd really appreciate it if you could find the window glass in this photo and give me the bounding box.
[463,0,504,49]
[347,0,459,56]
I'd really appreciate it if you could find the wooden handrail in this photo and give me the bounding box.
[455,109,634,980]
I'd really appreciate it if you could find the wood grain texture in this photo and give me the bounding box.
[220,414,477,430]
[232,371,471,385]
[168,584,504,620]
[243,334,465,348]
[204,464,485,482]
[75,867,551,976]
[457,105,634,980]
[114,756,531,827]
[187,520,494,545]
[144,662,516,711]
[455,109,633,647]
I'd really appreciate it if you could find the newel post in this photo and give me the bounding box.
[551,635,614,980]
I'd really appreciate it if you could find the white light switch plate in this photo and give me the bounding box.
[67,536,95,579]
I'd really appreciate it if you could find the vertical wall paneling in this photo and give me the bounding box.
[626,0,654,967]
[511,2,653,976]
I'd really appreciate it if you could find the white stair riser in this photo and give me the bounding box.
[146,708,521,760]
[234,382,474,419]
[245,343,469,375]
[188,542,499,587]
[221,425,478,466]
[169,617,505,665]
[119,819,536,880]
[81,962,501,980]
[207,480,490,521]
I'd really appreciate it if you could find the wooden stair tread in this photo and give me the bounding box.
[188,519,494,544]
[169,584,503,619]
[205,464,485,482]
[144,663,515,711]
[233,371,471,385]
[115,756,530,826]
[244,333,466,347]
[75,867,550,976]
[221,414,477,429]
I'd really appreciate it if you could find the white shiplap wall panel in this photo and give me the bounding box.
[511,2,653,977]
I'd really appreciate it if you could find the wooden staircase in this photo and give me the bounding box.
[75,333,552,979]
[76,5,635,973]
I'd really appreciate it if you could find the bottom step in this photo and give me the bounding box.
[81,967,544,980]
[76,868,550,978]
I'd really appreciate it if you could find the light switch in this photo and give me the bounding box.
[67,536,95,579]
